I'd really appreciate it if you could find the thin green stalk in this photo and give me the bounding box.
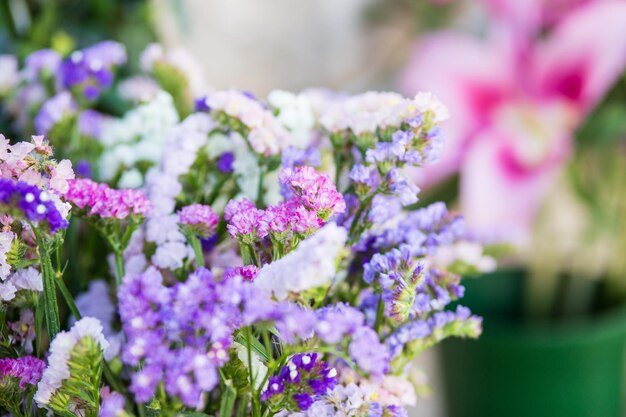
[33,228,60,340]
[206,175,229,205]
[102,361,125,395]
[348,191,376,243]
[188,234,205,268]
[35,298,44,357]
[114,249,125,286]
[245,327,260,417]
[56,275,81,320]
[374,295,385,334]
[256,162,266,208]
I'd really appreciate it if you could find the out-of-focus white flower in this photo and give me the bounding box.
[268,89,315,148]
[71,280,123,360]
[413,92,450,123]
[254,223,348,299]
[98,92,179,182]
[432,241,496,273]
[0,55,19,94]
[0,231,14,280]
[10,267,43,292]
[35,317,109,407]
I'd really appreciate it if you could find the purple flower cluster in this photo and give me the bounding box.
[262,353,338,411]
[65,178,152,220]
[281,146,321,170]
[23,49,62,81]
[216,151,235,173]
[60,41,127,101]
[412,269,465,316]
[118,267,259,407]
[268,303,390,378]
[0,356,46,389]
[99,388,126,417]
[34,91,77,135]
[369,403,409,417]
[385,306,482,360]
[367,202,465,256]
[178,204,219,237]
[0,178,68,232]
[363,245,424,322]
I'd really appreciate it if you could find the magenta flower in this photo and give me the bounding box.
[0,356,46,389]
[401,0,626,242]
[65,178,152,219]
[279,166,346,221]
[178,204,219,237]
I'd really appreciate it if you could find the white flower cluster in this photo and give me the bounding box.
[254,223,348,300]
[0,55,19,94]
[413,91,450,123]
[319,91,449,135]
[267,90,315,149]
[204,90,292,156]
[99,91,179,187]
[0,267,42,302]
[276,383,374,417]
[35,317,109,407]
[0,230,14,280]
[431,241,497,273]
[140,114,216,270]
[71,280,123,360]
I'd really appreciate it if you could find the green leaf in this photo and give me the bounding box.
[40,244,61,339]
[218,380,237,417]
[234,332,269,363]
[235,393,250,417]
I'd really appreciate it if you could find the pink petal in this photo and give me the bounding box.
[399,32,512,186]
[459,129,570,245]
[531,0,626,114]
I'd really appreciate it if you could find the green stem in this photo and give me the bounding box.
[348,191,376,244]
[334,151,344,191]
[33,228,61,340]
[56,275,81,320]
[102,361,125,395]
[206,175,229,205]
[374,295,385,334]
[35,298,44,357]
[188,234,205,268]
[114,249,125,286]
[256,160,266,208]
[245,327,259,417]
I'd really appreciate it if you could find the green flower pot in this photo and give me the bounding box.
[441,270,626,417]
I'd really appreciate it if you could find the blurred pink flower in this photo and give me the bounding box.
[482,0,595,36]
[401,0,626,243]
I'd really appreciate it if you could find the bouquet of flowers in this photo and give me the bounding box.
[0,41,492,417]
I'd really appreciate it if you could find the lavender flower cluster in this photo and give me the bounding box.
[0,41,495,417]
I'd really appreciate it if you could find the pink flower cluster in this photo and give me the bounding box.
[224,197,321,240]
[224,265,259,282]
[178,204,219,237]
[225,168,345,241]
[279,166,346,220]
[0,356,46,389]
[1,135,74,195]
[203,90,291,156]
[65,179,152,219]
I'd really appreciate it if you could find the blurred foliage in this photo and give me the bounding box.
[576,75,626,149]
[365,0,459,32]
[0,0,156,70]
